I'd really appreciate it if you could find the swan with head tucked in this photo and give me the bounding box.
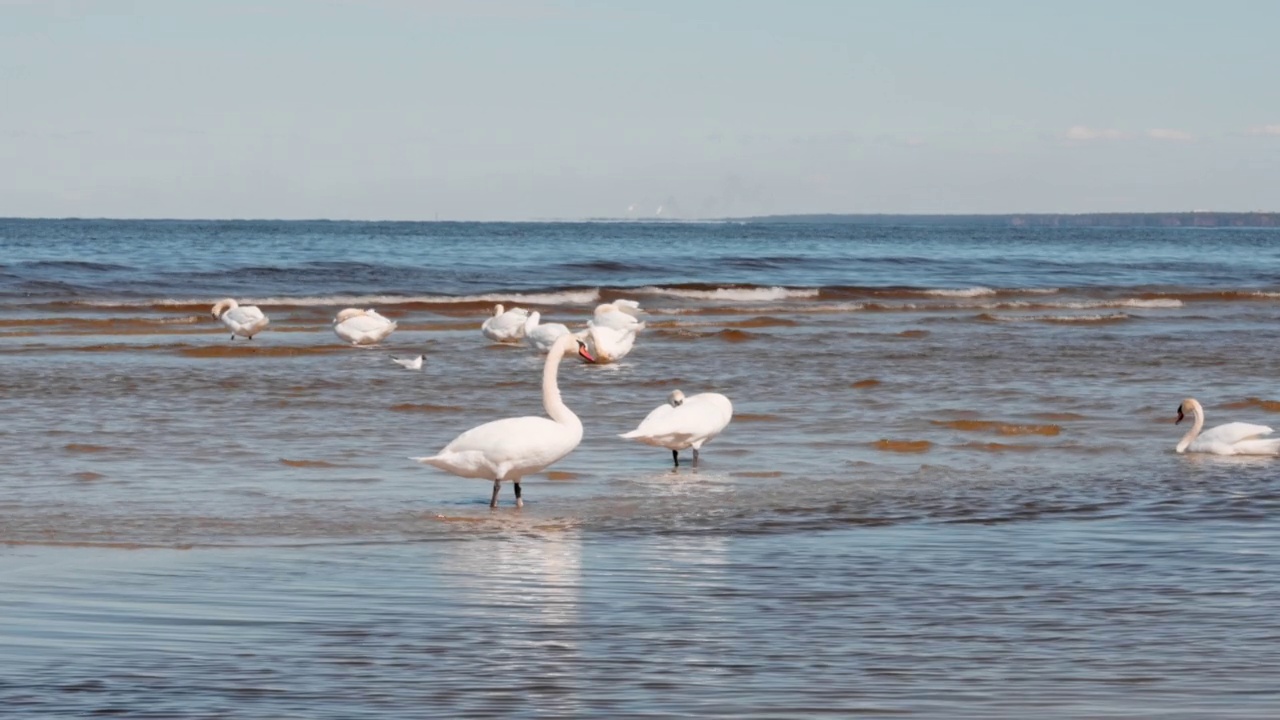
[620,389,734,467]
[591,299,645,332]
[1175,397,1280,455]
[210,298,269,340]
[578,323,638,364]
[413,333,596,507]
[523,311,574,354]
[333,308,397,346]
[482,304,531,343]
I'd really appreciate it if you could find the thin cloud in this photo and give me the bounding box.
[1064,125,1126,141]
[1147,128,1194,141]
[1246,124,1280,136]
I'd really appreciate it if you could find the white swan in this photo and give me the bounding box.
[481,304,530,343]
[1175,397,1280,455]
[523,311,573,354]
[620,389,734,467]
[391,354,424,370]
[579,324,638,364]
[413,333,596,507]
[591,300,645,332]
[333,308,397,345]
[210,298,269,340]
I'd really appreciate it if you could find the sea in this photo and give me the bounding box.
[2,219,1278,718]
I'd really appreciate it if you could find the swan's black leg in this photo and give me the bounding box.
[229,334,235,340]
[693,449,700,467]
[672,449,679,467]
[514,481,523,508]
[490,479,501,508]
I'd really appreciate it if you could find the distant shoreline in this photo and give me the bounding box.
[726,212,1280,228]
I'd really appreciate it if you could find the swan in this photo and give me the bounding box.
[482,304,531,343]
[210,298,269,340]
[391,354,424,370]
[413,333,596,507]
[591,300,645,332]
[523,311,574,354]
[333,308,397,345]
[579,324,638,364]
[1175,397,1280,455]
[620,389,734,467]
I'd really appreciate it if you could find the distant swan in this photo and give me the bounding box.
[620,389,734,467]
[482,304,530,343]
[210,298,269,340]
[579,324,638,364]
[591,300,645,332]
[391,354,424,370]
[332,308,397,346]
[1175,397,1280,455]
[523,311,573,354]
[413,333,596,507]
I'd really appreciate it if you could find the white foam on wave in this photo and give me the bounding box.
[978,298,1183,311]
[987,312,1130,324]
[76,289,602,309]
[637,286,821,302]
[924,287,997,298]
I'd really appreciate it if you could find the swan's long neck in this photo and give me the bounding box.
[1176,401,1204,453]
[542,337,581,432]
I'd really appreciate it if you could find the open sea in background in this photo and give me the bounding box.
[2,219,1279,718]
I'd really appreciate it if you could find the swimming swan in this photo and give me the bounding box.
[210,298,269,340]
[413,333,596,507]
[523,311,574,354]
[591,300,645,332]
[620,389,734,467]
[482,304,531,343]
[391,354,424,370]
[333,308,397,345]
[1175,397,1280,455]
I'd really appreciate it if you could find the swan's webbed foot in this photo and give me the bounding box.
[514,481,523,508]
[672,449,679,467]
[490,479,500,508]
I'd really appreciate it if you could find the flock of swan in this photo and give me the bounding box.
[211,296,1280,507]
[213,297,733,507]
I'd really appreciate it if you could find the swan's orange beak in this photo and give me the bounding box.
[577,341,596,364]
[1175,406,1185,424]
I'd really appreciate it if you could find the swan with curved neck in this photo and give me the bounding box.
[523,311,573,354]
[332,308,397,346]
[1175,397,1280,455]
[210,298,269,340]
[620,389,734,467]
[414,332,596,507]
[481,303,531,343]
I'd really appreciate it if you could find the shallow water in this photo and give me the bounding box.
[2,220,1279,717]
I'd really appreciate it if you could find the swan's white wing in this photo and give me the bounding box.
[613,299,642,315]
[585,325,636,362]
[1229,437,1280,455]
[416,416,580,479]
[483,309,530,340]
[226,306,266,324]
[1199,422,1274,447]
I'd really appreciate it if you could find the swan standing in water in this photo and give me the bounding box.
[210,298,269,340]
[620,389,734,467]
[481,304,530,343]
[333,308,397,345]
[1175,397,1280,455]
[523,311,573,354]
[413,333,596,507]
[391,354,424,370]
[591,300,645,332]
[578,324,638,364]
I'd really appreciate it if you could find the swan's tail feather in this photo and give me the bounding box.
[619,430,642,439]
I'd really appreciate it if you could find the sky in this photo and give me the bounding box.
[2,0,1279,220]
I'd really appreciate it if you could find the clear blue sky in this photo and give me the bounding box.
[3,0,1278,220]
